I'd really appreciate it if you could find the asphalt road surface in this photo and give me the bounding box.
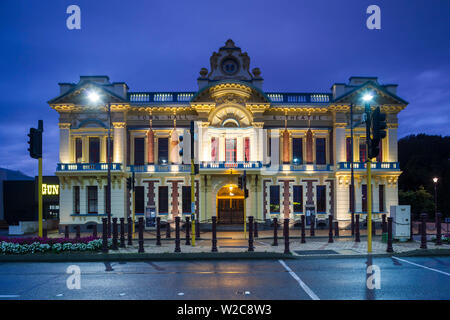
[0,256,449,300]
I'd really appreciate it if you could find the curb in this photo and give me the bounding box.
[0,251,296,263]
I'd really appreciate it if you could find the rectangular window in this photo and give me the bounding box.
[87,186,98,214]
[225,138,237,162]
[316,185,326,213]
[359,140,367,163]
[211,137,218,161]
[89,137,100,163]
[158,186,169,214]
[75,138,83,163]
[315,138,326,165]
[135,186,145,214]
[376,140,383,162]
[362,184,367,212]
[346,137,352,162]
[379,185,385,212]
[134,137,145,165]
[182,186,191,214]
[158,138,169,164]
[244,137,250,162]
[73,186,80,214]
[293,185,303,213]
[292,138,303,164]
[269,185,280,213]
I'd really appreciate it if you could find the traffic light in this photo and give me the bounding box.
[238,175,244,190]
[27,127,42,159]
[369,107,387,159]
[179,135,184,157]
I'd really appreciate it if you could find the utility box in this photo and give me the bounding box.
[390,205,411,241]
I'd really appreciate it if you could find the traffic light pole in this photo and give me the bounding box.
[190,121,196,246]
[38,157,43,238]
[107,102,112,238]
[365,103,372,253]
[243,170,247,240]
[132,171,136,236]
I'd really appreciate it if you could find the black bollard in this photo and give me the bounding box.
[284,218,290,254]
[436,213,442,246]
[211,216,218,252]
[166,220,171,238]
[127,217,133,246]
[351,213,355,236]
[93,224,98,238]
[75,225,81,239]
[310,216,315,236]
[372,220,376,236]
[248,216,254,252]
[174,216,181,253]
[156,217,161,246]
[185,216,191,245]
[120,218,126,248]
[254,220,258,238]
[43,228,47,239]
[272,217,278,246]
[112,218,118,250]
[334,221,339,237]
[410,220,414,242]
[64,225,69,239]
[382,214,387,234]
[328,215,334,243]
[301,215,306,244]
[102,218,108,253]
[420,213,427,249]
[355,214,360,242]
[386,217,393,253]
[196,220,200,239]
[138,217,144,253]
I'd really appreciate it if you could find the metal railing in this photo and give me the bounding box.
[57,163,123,171]
[337,162,400,170]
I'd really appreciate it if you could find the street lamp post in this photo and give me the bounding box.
[350,103,355,236]
[433,177,438,221]
[362,93,374,253]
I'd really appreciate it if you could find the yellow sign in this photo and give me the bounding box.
[42,184,59,196]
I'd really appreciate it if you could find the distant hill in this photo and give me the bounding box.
[0,168,34,181]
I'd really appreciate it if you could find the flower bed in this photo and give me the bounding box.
[0,236,112,254]
[431,236,450,244]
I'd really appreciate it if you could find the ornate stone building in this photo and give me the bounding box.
[49,39,407,229]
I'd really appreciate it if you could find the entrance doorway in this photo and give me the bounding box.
[216,184,244,224]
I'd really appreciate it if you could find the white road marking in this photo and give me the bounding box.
[56,294,64,297]
[177,292,184,296]
[0,295,20,298]
[392,257,450,277]
[278,260,320,300]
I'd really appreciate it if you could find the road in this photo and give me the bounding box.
[0,256,449,300]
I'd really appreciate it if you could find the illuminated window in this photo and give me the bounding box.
[270,185,280,213]
[316,185,326,213]
[315,138,326,165]
[225,138,237,162]
[75,138,82,163]
[89,137,100,163]
[158,186,169,214]
[293,185,303,213]
[292,138,303,164]
[244,137,250,162]
[211,137,218,161]
[134,137,145,165]
[73,186,80,214]
[360,140,367,163]
[182,186,191,214]
[158,138,169,164]
[135,186,145,214]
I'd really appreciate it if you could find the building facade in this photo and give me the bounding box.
[49,40,407,229]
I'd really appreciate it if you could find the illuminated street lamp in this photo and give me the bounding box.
[87,90,112,238]
[433,177,438,218]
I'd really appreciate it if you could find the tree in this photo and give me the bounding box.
[399,186,434,220]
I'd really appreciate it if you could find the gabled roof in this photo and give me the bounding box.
[333,80,408,105]
[48,80,128,105]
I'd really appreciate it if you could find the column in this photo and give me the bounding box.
[387,127,398,162]
[236,136,243,162]
[306,129,313,164]
[147,129,154,164]
[58,123,71,163]
[270,129,280,166]
[100,136,106,163]
[282,129,290,164]
[113,122,126,165]
[335,177,350,227]
[82,136,88,163]
[334,126,346,164]
[219,135,225,161]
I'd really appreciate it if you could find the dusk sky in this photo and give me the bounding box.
[0,0,449,177]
